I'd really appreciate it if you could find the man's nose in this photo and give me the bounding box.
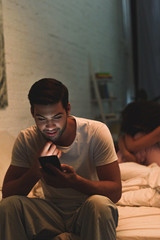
[46,119,55,128]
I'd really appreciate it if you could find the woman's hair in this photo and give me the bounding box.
[120,101,160,136]
[28,78,69,111]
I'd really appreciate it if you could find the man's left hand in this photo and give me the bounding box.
[41,164,77,188]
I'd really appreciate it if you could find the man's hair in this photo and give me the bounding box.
[28,78,69,111]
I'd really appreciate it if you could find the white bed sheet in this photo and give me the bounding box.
[116,162,160,239]
[117,206,160,240]
[118,162,160,208]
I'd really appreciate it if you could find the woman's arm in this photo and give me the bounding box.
[118,135,136,162]
[125,126,160,152]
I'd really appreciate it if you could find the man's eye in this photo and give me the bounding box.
[54,115,62,120]
[37,118,45,121]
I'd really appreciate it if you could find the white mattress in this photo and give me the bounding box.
[116,206,160,240]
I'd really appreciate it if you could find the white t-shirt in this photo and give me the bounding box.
[12,116,117,203]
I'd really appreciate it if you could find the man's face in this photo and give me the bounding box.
[32,102,70,143]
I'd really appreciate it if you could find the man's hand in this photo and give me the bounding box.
[41,163,77,188]
[40,141,62,158]
[32,142,62,179]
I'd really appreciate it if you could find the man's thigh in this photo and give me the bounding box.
[0,195,66,239]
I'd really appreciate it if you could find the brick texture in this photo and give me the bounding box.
[0,0,130,136]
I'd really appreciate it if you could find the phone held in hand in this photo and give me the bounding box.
[39,155,62,175]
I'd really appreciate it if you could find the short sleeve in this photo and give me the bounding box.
[11,132,32,168]
[91,123,117,166]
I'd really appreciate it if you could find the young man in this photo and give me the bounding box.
[0,78,121,240]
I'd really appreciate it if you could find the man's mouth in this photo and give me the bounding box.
[44,129,58,136]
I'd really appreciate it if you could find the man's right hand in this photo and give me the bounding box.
[40,142,61,158]
[33,141,62,179]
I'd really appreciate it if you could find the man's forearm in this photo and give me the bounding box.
[2,168,40,198]
[72,175,121,203]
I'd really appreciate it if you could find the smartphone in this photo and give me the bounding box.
[39,155,62,175]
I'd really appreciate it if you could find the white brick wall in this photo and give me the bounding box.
[0,0,130,137]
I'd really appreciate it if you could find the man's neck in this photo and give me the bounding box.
[55,117,76,147]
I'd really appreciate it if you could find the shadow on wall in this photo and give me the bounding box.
[0,0,7,109]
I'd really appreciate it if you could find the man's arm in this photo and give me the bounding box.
[2,141,61,198]
[125,126,160,152]
[76,161,122,203]
[2,163,41,198]
[42,161,122,203]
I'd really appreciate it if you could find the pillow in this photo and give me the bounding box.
[0,131,15,198]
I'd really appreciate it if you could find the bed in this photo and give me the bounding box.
[116,162,160,240]
[1,130,160,239]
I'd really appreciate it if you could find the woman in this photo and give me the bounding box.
[118,101,160,166]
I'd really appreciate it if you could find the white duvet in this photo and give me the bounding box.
[118,162,160,207]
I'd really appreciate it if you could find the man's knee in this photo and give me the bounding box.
[0,195,26,216]
[83,195,118,223]
[84,195,112,211]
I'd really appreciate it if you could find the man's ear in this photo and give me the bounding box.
[30,106,34,117]
[67,103,71,116]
